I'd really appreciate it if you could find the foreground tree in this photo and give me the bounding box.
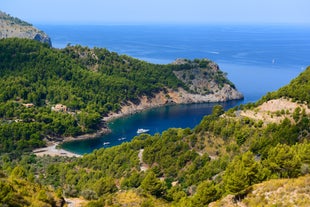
[224,151,267,197]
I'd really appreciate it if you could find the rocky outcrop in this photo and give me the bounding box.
[105,59,243,121]
[172,58,241,97]
[0,11,52,46]
[105,87,243,121]
[33,33,52,45]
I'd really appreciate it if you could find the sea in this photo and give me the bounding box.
[37,24,310,154]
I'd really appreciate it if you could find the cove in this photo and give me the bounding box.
[62,100,243,155]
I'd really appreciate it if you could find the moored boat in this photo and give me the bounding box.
[137,128,149,134]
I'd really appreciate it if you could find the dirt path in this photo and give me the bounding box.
[65,198,86,207]
[138,149,149,172]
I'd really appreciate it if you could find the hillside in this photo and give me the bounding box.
[1,12,309,207]
[0,11,51,46]
[210,175,310,207]
[0,169,64,207]
[0,38,242,154]
[0,67,308,206]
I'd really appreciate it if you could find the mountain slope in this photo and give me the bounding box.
[1,12,309,207]
[0,169,64,207]
[260,65,310,106]
[22,66,308,206]
[0,38,242,154]
[0,66,309,206]
[0,11,51,46]
[210,175,310,207]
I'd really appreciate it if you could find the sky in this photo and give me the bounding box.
[1,0,309,25]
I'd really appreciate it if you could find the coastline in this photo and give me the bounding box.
[104,87,243,122]
[33,127,111,157]
[33,143,81,157]
[34,87,243,157]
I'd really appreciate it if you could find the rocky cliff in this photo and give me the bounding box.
[0,11,51,46]
[172,58,242,99]
[105,59,243,121]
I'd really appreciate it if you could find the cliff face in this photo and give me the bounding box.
[172,58,243,100]
[0,11,51,46]
[105,59,243,121]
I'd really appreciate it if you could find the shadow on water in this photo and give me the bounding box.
[62,99,243,154]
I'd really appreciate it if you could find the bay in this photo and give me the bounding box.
[61,100,242,154]
[37,24,310,154]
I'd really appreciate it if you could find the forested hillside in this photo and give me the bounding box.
[1,67,309,206]
[0,168,63,207]
[260,66,310,105]
[0,38,239,155]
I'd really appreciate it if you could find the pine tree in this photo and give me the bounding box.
[224,151,267,195]
[141,171,166,197]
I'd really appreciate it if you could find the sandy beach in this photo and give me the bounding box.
[33,144,81,157]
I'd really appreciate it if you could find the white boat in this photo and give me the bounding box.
[137,128,149,134]
[103,142,110,145]
[118,137,126,141]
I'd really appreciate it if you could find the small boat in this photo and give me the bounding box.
[103,142,110,145]
[118,137,126,141]
[137,128,149,134]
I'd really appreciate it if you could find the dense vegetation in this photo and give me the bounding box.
[1,38,231,154]
[1,102,309,206]
[260,66,310,106]
[1,69,309,205]
[1,35,310,206]
[0,168,63,206]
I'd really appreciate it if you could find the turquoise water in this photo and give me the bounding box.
[38,24,310,154]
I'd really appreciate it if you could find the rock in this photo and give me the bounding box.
[34,33,52,46]
[0,10,52,46]
[55,197,66,207]
[104,59,243,121]
[172,58,243,101]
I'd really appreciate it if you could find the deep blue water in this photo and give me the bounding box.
[61,100,242,154]
[38,24,310,154]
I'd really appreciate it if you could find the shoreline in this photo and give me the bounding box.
[103,87,243,122]
[33,143,81,157]
[34,88,243,157]
[33,127,111,157]
[61,127,111,143]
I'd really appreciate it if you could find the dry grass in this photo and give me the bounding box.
[244,175,310,207]
[240,98,310,124]
[210,175,310,207]
[103,190,170,207]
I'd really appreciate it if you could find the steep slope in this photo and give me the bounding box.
[0,65,309,206]
[20,66,308,206]
[0,38,242,154]
[260,65,310,105]
[0,169,64,207]
[172,58,242,101]
[2,12,309,207]
[210,175,310,207]
[0,11,51,46]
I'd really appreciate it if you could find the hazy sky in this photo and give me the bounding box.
[1,0,309,24]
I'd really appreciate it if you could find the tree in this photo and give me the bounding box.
[93,177,117,196]
[191,180,220,206]
[224,151,267,196]
[264,144,301,178]
[211,105,224,117]
[141,171,166,197]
